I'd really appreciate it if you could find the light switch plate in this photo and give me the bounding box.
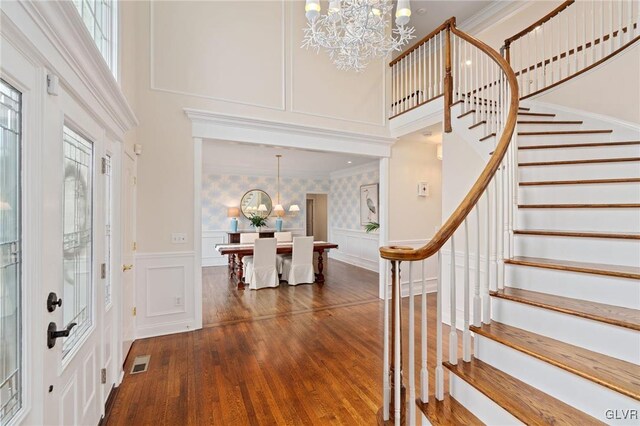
[171,233,186,244]
[418,182,430,197]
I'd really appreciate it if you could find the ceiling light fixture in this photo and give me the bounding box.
[302,0,416,72]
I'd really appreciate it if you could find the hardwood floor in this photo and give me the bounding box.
[105,259,457,425]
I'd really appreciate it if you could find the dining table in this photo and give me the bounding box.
[215,241,339,290]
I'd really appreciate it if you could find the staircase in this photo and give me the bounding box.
[442,102,640,425]
[380,2,640,425]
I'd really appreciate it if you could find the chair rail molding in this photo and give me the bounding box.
[2,1,138,139]
[184,108,397,158]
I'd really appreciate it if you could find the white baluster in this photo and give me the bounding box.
[420,259,428,403]
[619,0,624,49]
[383,260,390,421]
[440,31,444,94]
[463,219,471,362]
[483,188,491,324]
[474,205,481,327]
[449,237,458,365]
[493,174,500,291]
[435,250,444,401]
[422,43,427,101]
[408,261,415,425]
[626,0,633,44]
[428,38,433,100]
[393,261,401,425]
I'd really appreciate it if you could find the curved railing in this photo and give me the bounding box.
[379,19,519,425]
[504,0,639,99]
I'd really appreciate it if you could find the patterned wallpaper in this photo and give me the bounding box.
[330,165,379,230]
[202,174,330,231]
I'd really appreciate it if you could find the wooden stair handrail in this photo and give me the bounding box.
[380,24,519,262]
[504,1,574,47]
[389,17,456,67]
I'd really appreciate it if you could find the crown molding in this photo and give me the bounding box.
[3,1,137,139]
[185,108,396,158]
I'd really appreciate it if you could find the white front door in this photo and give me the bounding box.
[121,150,136,362]
[2,30,119,425]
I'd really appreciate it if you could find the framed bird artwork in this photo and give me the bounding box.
[360,183,379,226]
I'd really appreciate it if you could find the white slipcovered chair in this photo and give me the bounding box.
[243,238,279,290]
[239,232,260,244]
[281,237,316,285]
[274,232,293,273]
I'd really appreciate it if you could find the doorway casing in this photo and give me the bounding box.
[185,108,396,328]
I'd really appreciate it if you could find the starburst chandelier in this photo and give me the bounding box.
[302,0,416,72]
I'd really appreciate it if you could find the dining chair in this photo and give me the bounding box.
[275,232,293,274]
[239,232,260,244]
[281,236,315,285]
[244,238,279,290]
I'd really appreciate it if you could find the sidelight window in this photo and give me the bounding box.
[62,127,94,356]
[0,79,22,424]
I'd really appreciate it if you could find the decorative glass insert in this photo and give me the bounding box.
[0,79,22,423]
[104,155,112,307]
[62,127,93,356]
[73,0,117,75]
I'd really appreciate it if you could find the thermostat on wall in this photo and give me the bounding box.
[418,182,430,197]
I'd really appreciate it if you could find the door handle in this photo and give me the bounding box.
[122,264,133,272]
[47,292,62,312]
[47,322,77,349]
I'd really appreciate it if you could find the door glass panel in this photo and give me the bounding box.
[62,127,93,356]
[104,154,111,307]
[0,79,22,423]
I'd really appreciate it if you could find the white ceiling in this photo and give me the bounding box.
[398,0,494,53]
[202,140,377,177]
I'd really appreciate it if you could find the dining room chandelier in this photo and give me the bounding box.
[302,0,415,72]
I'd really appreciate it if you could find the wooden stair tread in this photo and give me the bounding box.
[416,394,483,426]
[519,130,613,135]
[479,132,496,141]
[471,321,640,401]
[519,140,640,150]
[519,203,640,208]
[457,109,475,119]
[520,157,640,166]
[491,287,640,331]
[443,358,603,426]
[505,255,640,279]
[518,112,556,117]
[514,229,640,240]
[517,120,583,124]
[520,178,640,186]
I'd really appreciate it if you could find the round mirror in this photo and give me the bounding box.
[240,189,273,219]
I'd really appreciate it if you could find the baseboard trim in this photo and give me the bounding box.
[329,250,378,272]
[98,384,119,426]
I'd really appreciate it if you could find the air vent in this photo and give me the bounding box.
[130,355,150,375]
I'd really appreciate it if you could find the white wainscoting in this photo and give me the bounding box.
[134,251,197,339]
[202,230,227,267]
[329,228,380,272]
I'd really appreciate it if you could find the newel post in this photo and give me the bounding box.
[379,260,406,425]
[504,41,511,64]
[444,23,453,133]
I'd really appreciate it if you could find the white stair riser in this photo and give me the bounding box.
[475,336,640,425]
[517,123,584,132]
[491,297,640,363]
[519,182,640,204]
[517,114,558,121]
[449,373,523,425]
[506,264,640,309]
[514,234,640,267]
[518,144,640,162]
[518,133,613,144]
[519,161,640,181]
[517,208,640,233]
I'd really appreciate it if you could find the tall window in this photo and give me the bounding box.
[62,127,93,356]
[0,80,22,423]
[73,0,118,76]
[104,154,112,307]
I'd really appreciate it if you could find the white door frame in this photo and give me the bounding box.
[186,109,396,328]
